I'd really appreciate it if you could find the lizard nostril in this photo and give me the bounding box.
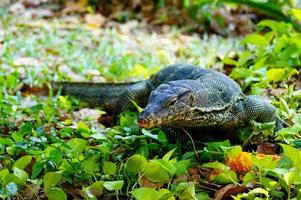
[138,118,146,127]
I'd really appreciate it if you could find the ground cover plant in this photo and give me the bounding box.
[0,1,301,199]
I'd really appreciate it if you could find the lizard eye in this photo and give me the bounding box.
[166,98,177,107]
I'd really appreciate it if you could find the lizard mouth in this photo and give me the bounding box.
[138,117,165,129]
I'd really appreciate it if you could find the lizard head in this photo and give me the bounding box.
[138,81,196,129]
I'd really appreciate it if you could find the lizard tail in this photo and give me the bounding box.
[52,82,136,107]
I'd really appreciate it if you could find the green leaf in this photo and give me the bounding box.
[248,188,270,197]
[213,171,238,184]
[157,159,176,176]
[131,187,157,200]
[292,9,301,22]
[46,187,67,200]
[226,146,242,160]
[207,140,231,151]
[267,68,285,83]
[195,192,210,200]
[67,138,87,154]
[83,155,99,174]
[77,121,91,137]
[89,181,104,191]
[202,162,227,171]
[131,187,172,200]
[178,182,197,200]
[230,68,251,80]
[162,148,176,161]
[0,168,10,182]
[45,147,63,164]
[13,155,32,170]
[237,51,251,66]
[125,154,148,175]
[252,156,278,171]
[283,171,301,186]
[174,160,190,176]
[280,144,301,170]
[13,167,28,186]
[31,161,44,179]
[44,171,62,193]
[102,161,116,176]
[222,57,237,66]
[103,181,124,191]
[241,33,268,46]
[144,161,171,182]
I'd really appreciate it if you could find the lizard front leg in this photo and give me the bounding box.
[114,80,153,120]
[241,95,287,131]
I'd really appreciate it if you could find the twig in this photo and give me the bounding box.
[181,127,200,161]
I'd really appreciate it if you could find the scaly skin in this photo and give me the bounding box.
[55,64,286,145]
[136,66,286,144]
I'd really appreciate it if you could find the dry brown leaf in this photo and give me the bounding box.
[208,169,224,182]
[173,175,188,184]
[214,184,249,200]
[256,142,277,155]
[139,175,164,189]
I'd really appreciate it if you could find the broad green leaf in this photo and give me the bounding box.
[46,187,67,200]
[89,181,104,191]
[0,137,14,146]
[283,171,301,186]
[267,68,285,83]
[222,58,237,66]
[0,168,9,182]
[125,154,148,175]
[280,144,301,170]
[103,180,124,191]
[157,159,176,176]
[13,167,28,186]
[44,171,62,193]
[241,33,268,46]
[83,155,99,174]
[252,155,278,170]
[237,51,251,66]
[131,187,172,200]
[292,9,301,22]
[226,146,242,160]
[174,159,190,176]
[77,121,91,137]
[131,187,157,200]
[230,68,251,80]
[206,140,231,151]
[195,192,210,200]
[102,161,116,176]
[242,172,255,186]
[202,162,227,171]
[175,182,189,192]
[45,147,62,164]
[144,161,171,182]
[13,155,32,170]
[67,138,87,154]
[213,171,238,184]
[31,161,44,179]
[248,188,270,197]
[4,174,24,186]
[178,182,197,200]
